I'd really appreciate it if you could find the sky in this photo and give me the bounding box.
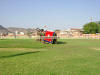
[0,0,100,30]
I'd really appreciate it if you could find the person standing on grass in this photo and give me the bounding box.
[40,29,45,42]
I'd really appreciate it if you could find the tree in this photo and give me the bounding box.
[96,21,100,33]
[83,22,99,34]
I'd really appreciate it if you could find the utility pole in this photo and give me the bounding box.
[91,17,93,22]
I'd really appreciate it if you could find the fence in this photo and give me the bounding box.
[0,34,100,39]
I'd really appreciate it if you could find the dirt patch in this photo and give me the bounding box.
[0,48,38,52]
[92,48,100,51]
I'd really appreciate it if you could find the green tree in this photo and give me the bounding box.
[97,21,100,33]
[83,22,99,34]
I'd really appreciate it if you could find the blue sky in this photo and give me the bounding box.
[0,0,100,30]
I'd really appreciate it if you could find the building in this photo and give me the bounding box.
[55,28,83,38]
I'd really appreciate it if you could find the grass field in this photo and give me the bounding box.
[0,39,100,75]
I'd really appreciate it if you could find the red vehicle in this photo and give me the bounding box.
[39,30,57,44]
[43,31,57,44]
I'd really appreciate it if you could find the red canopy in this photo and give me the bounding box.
[44,31,55,43]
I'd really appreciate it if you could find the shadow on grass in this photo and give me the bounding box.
[0,51,40,59]
[57,41,67,44]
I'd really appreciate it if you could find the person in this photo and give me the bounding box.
[40,29,45,42]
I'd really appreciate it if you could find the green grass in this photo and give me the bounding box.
[0,39,100,75]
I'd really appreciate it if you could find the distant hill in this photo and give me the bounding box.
[7,27,28,34]
[7,27,37,34]
[0,25,9,34]
[0,25,37,35]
